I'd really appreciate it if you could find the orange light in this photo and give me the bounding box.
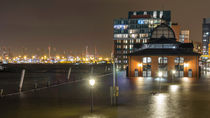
[138,63,142,67]
[184,63,189,67]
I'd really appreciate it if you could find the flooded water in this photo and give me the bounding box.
[1,70,210,118]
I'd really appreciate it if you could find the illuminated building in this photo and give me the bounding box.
[113,10,171,70]
[179,30,190,43]
[193,41,202,54]
[128,23,200,78]
[202,18,210,56]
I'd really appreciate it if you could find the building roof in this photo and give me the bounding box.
[130,23,201,57]
[128,48,200,56]
[151,23,176,39]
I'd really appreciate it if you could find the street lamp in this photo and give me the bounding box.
[158,71,162,93]
[89,79,95,113]
[158,71,163,77]
[172,70,176,82]
[138,63,142,67]
[137,63,142,77]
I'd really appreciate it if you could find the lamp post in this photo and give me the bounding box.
[89,79,95,113]
[138,63,142,76]
[158,71,163,92]
[172,70,176,82]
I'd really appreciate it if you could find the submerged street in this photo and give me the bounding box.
[1,71,210,118]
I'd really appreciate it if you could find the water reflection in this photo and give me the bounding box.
[169,85,180,92]
[81,114,107,118]
[150,93,168,118]
[154,77,167,82]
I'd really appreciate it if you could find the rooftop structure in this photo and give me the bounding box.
[128,23,200,78]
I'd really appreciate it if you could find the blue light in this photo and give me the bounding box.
[114,25,127,30]
[138,20,144,24]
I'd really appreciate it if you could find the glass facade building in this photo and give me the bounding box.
[113,10,171,69]
[202,18,210,55]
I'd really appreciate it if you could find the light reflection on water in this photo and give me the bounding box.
[81,114,107,118]
[169,85,180,92]
[150,93,168,118]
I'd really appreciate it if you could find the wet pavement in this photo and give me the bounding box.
[1,71,210,118]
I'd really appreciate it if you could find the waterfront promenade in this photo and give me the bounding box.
[1,70,210,118]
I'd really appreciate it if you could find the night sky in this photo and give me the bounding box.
[0,0,209,57]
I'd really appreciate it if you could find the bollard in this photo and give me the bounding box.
[0,89,3,97]
[19,69,25,92]
[34,83,38,89]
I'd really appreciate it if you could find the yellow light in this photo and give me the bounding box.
[158,72,163,77]
[138,63,142,67]
[184,63,189,67]
[89,79,95,86]
[99,57,103,61]
[172,70,176,74]
[170,85,179,92]
[182,77,189,82]
[56,56,60,59]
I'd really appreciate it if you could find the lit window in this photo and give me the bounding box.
[143,57,151,63]
[160,11,163,18]
[117,45,121,49]
[130,34,138,38]
[117,40,121,43]
[136,39,141,43]
[130,39,134,43]
[123,50,127,54]
[138,19,145,24]
[153,11,157,18]
[130,45,133,49]
[123,40,128,43]
[174,57,184,64]
[158,57,168,64]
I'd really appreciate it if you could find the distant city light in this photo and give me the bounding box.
[0,55,112,64]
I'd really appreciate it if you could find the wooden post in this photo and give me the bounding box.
[67,67,72,80]
[19,69,25,92]
[0,89,3,97]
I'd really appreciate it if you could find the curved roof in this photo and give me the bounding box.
[151,23,176,39]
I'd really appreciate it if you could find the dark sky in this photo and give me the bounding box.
[0,0,209,56]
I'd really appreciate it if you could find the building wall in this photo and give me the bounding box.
[128,55,199,78]
[180,30,190,43]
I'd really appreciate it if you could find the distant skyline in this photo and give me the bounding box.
[0,0,210,56]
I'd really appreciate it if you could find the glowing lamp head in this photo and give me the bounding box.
[184,63,189,67]
[158,72,163,77]
[172,70,176,74]
[89,79,95,86]
[138,63,142,67]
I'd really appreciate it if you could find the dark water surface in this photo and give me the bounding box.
[1,70,210,118]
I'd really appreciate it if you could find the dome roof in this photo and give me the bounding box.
[151,23,176,39]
